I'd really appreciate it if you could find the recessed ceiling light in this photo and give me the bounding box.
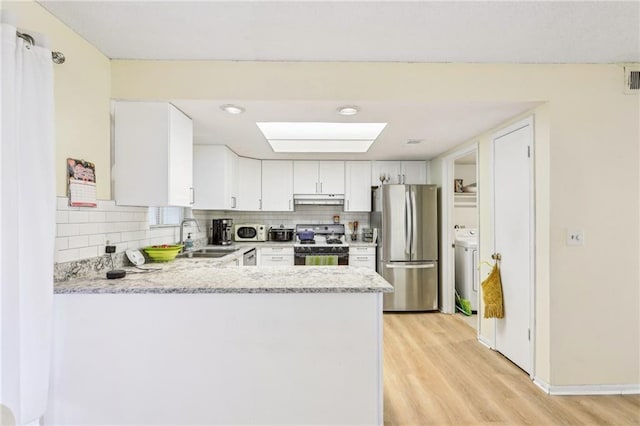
[406,139,423,145]
[256,122,387,153]
[220,104,245,114]
[337,105,360,116]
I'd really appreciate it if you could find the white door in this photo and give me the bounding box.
[492,119,533,374]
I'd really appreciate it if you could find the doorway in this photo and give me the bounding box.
[440,143,479,320]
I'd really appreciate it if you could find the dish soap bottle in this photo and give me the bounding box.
[185,232,194,251]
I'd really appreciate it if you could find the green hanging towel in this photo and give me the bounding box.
[305,256,320,266]
[304,255,338,266]
[481,262,504,319]
[324,255,338,266]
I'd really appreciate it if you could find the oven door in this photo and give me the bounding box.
[295,253,349,266]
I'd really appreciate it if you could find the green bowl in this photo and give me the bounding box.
[143,245,183,262]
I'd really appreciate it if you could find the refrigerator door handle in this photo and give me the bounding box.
[410,188,417,259]
[404,190,411,255]
[385,262,435,269]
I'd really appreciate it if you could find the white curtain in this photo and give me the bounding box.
[1,11,55,425]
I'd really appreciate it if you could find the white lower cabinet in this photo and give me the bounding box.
[349,246,376,270]
[258,246,294,266]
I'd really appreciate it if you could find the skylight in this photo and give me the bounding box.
[256,122,387,153]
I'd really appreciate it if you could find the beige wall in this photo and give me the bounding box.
[3,1,111,199]
[422,65,637,387]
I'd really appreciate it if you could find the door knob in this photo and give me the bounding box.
[491,253,502,261]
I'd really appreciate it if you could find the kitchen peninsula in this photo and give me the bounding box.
[47,258,393,425]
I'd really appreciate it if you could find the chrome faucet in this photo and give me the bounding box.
[179,218,201,248]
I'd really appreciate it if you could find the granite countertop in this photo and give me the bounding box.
[54,254,393,295]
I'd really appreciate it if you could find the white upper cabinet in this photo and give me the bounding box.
[371,161,427,185]
[237,157,262,211]
[371,161,402,185]
[114,101,193,207]
[344,161,372,212]
[400,161,428,184]
[262,160,294,211]
[293,161,345,194]
[192,145,239,210]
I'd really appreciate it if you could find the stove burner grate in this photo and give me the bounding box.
[325,239,343,245]
[298,239,316,244]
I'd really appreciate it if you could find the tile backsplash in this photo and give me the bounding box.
[54,198,370,280]
[55,197,206,263]
[54,197,206,280]
[193,205,370,237]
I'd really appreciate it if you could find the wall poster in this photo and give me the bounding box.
[67,158,97,207]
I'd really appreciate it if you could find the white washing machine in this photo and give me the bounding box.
[454,229,478,312]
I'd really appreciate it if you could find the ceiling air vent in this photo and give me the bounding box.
[624,66,640,94]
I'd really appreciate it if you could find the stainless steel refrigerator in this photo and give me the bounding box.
[372,184,439,311]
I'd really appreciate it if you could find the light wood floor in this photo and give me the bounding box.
[383,313,640,425]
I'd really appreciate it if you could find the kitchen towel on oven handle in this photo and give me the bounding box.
[305,255,338,266]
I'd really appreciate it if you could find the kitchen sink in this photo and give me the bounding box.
[177,247,239,259]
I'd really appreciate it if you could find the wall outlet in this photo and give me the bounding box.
[566,229,585,246]
[105,245,116,253]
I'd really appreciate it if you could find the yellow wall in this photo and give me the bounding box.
[3,1,111,199]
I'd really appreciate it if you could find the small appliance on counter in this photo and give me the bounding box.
[361,228,376,243]
[234,224,267,242]
[211,218,233,245]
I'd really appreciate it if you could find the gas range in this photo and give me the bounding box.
[294,224,349,248]
[294,224,349,265]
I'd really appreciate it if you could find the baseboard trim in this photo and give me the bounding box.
[478,335,493,350]
[533,379,639,395]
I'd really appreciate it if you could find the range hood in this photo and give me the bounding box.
[293,194,344,205]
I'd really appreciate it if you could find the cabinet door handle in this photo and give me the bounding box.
[356,256,369,260]
[315,182,319,193]
[272,256,284,260]
[259,199,262,210]
[231,196,237,209]
[402,174,406,184]
[190,187,195,204]
[319,182,323,193]
[289,199,292,210]
[397,174,401,184]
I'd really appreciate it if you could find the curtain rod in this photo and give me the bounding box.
[16,31,65,64]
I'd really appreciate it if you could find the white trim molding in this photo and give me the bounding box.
[534,378,640,395]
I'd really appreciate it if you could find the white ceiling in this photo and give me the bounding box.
[37,1,640,161]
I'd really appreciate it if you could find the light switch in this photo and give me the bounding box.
[567,229,585,246]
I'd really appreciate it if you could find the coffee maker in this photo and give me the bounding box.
[211,218,233,245]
